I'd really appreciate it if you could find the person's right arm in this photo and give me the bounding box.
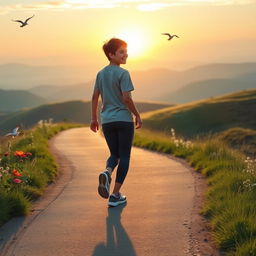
[90,88,100,132]
[122,91,142,129]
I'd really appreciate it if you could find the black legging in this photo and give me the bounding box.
[102,121,134,184]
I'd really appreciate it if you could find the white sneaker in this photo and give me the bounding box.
[98,170,111,199]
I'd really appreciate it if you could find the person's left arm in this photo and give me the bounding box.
[90,88,100,132]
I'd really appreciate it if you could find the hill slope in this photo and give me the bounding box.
[217,127,256,156]
[0,101,171,133]
[142,89,256,138]
[0,89,46,112]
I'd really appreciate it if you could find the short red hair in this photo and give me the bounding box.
[103,38,127,61]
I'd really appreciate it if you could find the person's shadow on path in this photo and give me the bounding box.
[92,203,137,256]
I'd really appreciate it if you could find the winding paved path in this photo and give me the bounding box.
[1,127,218,256]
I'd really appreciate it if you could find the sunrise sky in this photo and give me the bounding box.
[1,0,256,76]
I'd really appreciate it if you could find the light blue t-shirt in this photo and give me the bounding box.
[94,65,134,124]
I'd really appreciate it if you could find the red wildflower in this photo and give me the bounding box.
[4,152,9,157]
[14,151,25,157]
[13,178,22,184]
[26,152,32,156]
[12,169,22,177]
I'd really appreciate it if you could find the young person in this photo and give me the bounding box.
[90,38,142,207]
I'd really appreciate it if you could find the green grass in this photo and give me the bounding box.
[133,129,256,256]
[0,122,83,226]
[141,89,256,138]
[217,128,256,157]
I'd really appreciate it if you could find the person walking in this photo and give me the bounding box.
[90,38,142,207]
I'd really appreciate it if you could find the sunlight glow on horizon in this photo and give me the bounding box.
[1,0,255,69]
[115,29,152,59]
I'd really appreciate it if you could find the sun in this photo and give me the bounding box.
[116,29,149,59]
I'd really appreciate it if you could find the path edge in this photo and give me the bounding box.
[0,130,76,255]
[142,148,222,256]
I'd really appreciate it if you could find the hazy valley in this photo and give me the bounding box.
[0,62,255,111]
[0,61,255,136]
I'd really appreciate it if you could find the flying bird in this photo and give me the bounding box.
[162,33,179,41]
[12,15,35,27]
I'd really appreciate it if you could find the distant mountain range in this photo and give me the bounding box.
[131,63,256,101]
[0,62,256,112]
[0,63,88,89]
[27,62,256,103]
[161,72,256,103]
[29,82,93,102]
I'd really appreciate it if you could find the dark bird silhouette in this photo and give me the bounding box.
[12,15,35,27]
[162,33,179,41]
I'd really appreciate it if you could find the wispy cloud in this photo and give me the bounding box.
[1,0,256,13]
[138,0,256,11]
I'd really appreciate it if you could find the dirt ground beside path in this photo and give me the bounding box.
[173,155,222,256]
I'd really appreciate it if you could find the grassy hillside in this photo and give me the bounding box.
[136,101,172,113]
[217,128,256,157]
[142,89,256,138]
[0,101,90,132]
[0,101,171,133]
[0,89,46,112]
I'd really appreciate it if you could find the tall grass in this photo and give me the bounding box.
[133,129,256,256]
[217,128,256,157]
[0,122,83,226]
